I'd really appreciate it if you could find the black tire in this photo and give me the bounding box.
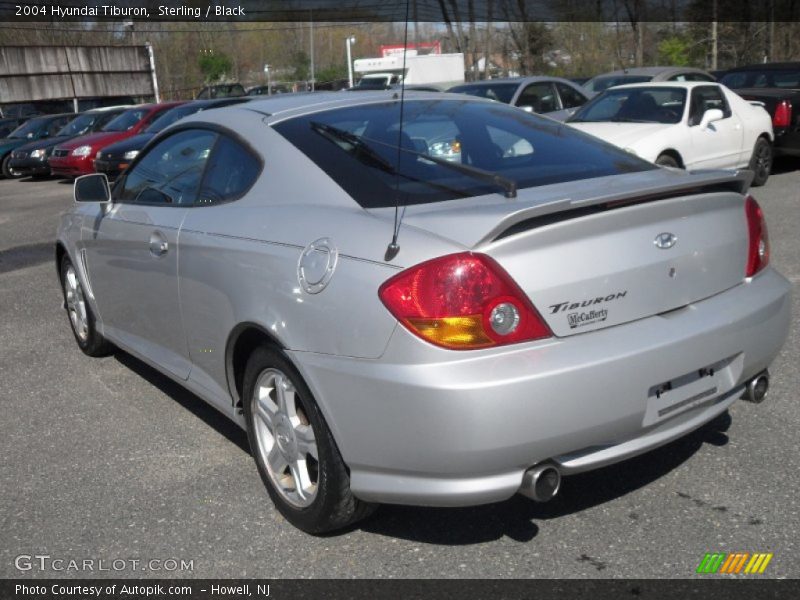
[1,153,22,178]
[655,153,680,168]
[59,256,114,357]
[243,345,376,534]
[749,137,772,187]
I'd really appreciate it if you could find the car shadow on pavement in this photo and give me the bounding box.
[358,412,731,545]
[114,351,251,455]
[111,349,731,545]
[0,242,53,274]
[770,156,797,176]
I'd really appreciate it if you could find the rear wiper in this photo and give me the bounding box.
[411,147,517,199]
[310,121,517,199]
[310,121,397,175]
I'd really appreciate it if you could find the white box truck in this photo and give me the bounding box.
[352,52,465,90]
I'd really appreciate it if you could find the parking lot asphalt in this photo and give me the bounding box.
[0,167,797,580]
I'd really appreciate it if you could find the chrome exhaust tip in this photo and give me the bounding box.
[742,370,769,404]
[519,463,561,502]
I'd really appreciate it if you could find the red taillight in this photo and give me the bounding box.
[745,195,770,277]
[378,252,552,349]
[773,100,792,128]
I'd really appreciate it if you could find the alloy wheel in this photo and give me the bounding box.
[251,368,319,508]
[64,264,89,342]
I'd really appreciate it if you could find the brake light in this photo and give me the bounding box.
[745,195,770,277]
[773,100,792,128]
[379,252,552,349]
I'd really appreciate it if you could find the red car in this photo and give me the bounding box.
[48,102,183,177]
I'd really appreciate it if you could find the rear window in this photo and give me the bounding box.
[273,99,654,208]
[722,69,800,89]
[585,75,652,94]
[448,83,519,104]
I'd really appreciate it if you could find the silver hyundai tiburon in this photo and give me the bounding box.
[57,92,791,533]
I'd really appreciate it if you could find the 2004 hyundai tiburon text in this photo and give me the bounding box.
[57,92,791,533]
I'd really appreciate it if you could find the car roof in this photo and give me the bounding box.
[86,105,132,113]
[590,66,711,78]
[600,81,722,90]
[186,97,254,108]
[180,91,493,127]
[450,76,578,87]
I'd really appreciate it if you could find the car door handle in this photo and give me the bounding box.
[149,231,169,257]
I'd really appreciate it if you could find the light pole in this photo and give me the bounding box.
[263,64,271,95]
[346,35,356,88]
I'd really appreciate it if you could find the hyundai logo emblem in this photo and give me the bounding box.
[654,232,677,249]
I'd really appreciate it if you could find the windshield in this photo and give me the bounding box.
[584,75,653,94]
[56,113,97,137]
[8,118,46,139]
[721,70,800,89]
[103,108,147,132]
[448,83,519,104]
[274,99,653,208]
[145,105,200,133]
[570,87,687,124]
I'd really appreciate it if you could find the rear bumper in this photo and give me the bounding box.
[773,128,800,156]
[290,269,791,506]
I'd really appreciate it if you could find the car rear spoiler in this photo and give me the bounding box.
[394,168,755,249]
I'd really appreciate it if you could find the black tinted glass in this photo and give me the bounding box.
[448,83,518,104]
[146,105,200,133]
[103,108,147,132]
[571,87,686,124]
[556,83,588,109]
[585,75,652,93]
[57,114,95,137]
[116,129,217,205]
[8,118,47,139]
[197,135,260,205]
[274,99,653,208]
[723,69,800,88]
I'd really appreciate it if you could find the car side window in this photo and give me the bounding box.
[516,82,558,113]
[196,134,261,205]
[115,129,217,206]
[689,86,731,126]
[555,83,587,109]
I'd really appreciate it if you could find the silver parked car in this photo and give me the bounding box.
[58,92,791,533]
[584,66,716,96]
[448,76,590,120]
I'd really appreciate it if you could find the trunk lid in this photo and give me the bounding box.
[392,168,752,337]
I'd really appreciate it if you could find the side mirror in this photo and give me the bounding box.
[699,108,724,129]
[74,173,111,203]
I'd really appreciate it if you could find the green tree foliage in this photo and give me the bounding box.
[315,64,348,86]
[657,36,691,66]
[198,51,233,83]
[291,51,310,81]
